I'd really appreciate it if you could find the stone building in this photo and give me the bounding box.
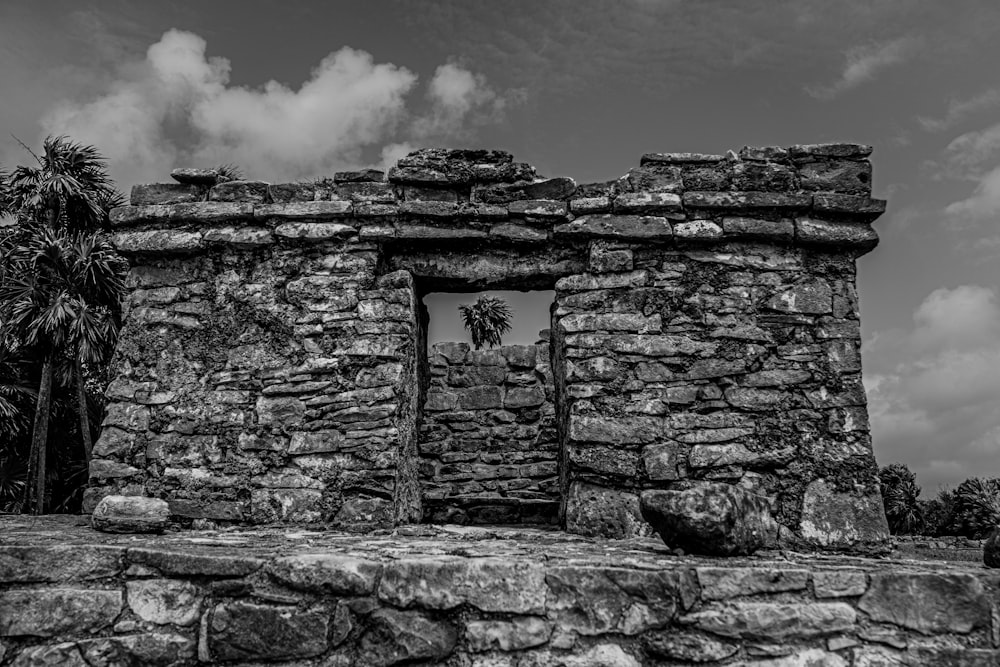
[92,145,890,552]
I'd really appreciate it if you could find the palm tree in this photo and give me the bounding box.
[0,136,126,513]
[878,463,923,534]
[458,295,513,350]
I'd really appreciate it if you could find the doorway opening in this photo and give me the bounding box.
[417,289,560,525]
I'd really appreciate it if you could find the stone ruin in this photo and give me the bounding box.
[90,144,891,552]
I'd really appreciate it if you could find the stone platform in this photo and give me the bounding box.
[0,517,997,666]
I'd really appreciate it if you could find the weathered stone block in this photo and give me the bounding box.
[267,554,381,595]
[208,180,270,203]
[171,167,219,184]
[359,609,457,667]
[464,616,552,652]
[126,579,201,626]
[565,483,649,538]
[545,566,682,635]
[0,588,122,637]
[377,557,546,613]
[798,159,871,194]
[640,484,778,556]
[858,573,989,634]
[92,496,169,534]
[697,567,810,600]
[457,386,503,410]
[682,602,856,639]
[202,602,329,661]
[554,214,673,239]
[130,183,204,205]
[799,479,889,550]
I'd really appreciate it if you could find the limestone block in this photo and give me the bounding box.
[556,269,649,291]
[789,143,873,159]
[682,602,856,639]
[267,554,381,595]
[508,199,570,221]
[112,229,202,254]
[77,633,196,666]
[334,168,385,182]
[642,152,725,164]
[568,415,661,445]
[88,459,140,480]
[130,183,204,205]
[612,191,683,214]
[545,566,685,635]
[682,191,812,210]
[490,223,547,242]
[673,218,723,239]
[696,567,810,601]
[554,214,673,240]
[765,280,833,314]
[457,386,503,410]
[208,180,270,203]
[858,573,989,634]
[202,226,274,247]
[92,496,169,533]
[795,218,878,249]
[739,146,789,160]
[642,443,681,481]
[127,547,263,577]
[565,483,649,538]
[464,617,552,652]
[273,221,355,239]
[645,630,738,663]
[267,182,316,202]
[377,557,546,613]
[722,216,794,240]
[731,160,798,191]
[358,609,457,667]
[640,483,778,556]
[171,167,220,184]
[202,602,329,661]
[813,570,868,598]
[798,479,889,550]
[798,159,871,194]
[0,588,122,637]
[568,444,639,478]
[126,579,202,625]
[0,545,122,584]
[473,177,577,204]
[570,196,612,214]
[250,488,323,523]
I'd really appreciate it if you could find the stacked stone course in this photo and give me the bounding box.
[421,341,558,525]
[1,521,999,666]
[95,144,889,552]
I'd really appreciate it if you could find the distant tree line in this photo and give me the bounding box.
[879,462,1000,538]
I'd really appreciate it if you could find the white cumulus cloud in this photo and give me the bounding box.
[39,29,516,189]
[808,37,916,99]
[865,284,1000,493]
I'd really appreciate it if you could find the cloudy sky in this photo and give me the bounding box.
[3,0,1000,493]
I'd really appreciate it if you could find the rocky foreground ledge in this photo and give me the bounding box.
[0,517,996,666]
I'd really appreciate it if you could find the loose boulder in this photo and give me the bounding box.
[91,495,170,534]
[984,528,1000,568]
[640,483,777,556]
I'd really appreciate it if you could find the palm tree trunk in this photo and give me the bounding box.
[26,352,54,514]
[75,356,93,464]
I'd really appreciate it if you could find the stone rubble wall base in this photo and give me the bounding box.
[92,144,891,552]
[0,531,998,666]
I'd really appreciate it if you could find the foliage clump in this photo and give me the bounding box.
[458,295,512,350]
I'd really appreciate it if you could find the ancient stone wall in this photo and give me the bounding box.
[1,520,999,666]
[421,341,558,525]
[95,144,891,551]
